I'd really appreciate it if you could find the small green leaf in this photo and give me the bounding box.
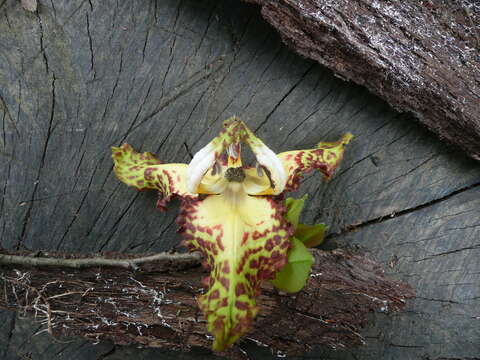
[271,237,314,293]
[285,195,308,228]
[295,223,328,248]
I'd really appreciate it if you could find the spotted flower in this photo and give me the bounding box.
[111,118,352,351]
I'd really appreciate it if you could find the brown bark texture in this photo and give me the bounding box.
[244,0,480,160]
[0,248,414,358]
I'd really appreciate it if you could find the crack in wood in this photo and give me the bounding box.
[326,181,480,240]
[254,63,315,133]
[2,313,15,359]
[116,56,225,145]
[17,74,56,250]
[85,13,95,79]
[0,93,20,138]
[414,244,480,262]
[96,345,116,360]
[36,13,49,74]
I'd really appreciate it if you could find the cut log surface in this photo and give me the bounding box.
[0,0,478,359]
[245,0,480,161]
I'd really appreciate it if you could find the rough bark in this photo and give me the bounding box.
[0,248,414,358]
[243,0,480,160]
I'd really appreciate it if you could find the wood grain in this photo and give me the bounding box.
[0,0,479,359]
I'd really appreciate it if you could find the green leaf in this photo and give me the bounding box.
[295,223,328,248]
[285,195,308,228]
[271,237,314,293]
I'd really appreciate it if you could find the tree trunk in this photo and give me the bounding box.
[244,0,480,160]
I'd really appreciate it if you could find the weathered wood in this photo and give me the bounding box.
[0,249,414,358]
[0,0,479,359]
[244,0,480,160]
[318,184,480,360]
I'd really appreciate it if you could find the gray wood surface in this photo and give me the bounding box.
[0,0,479,359]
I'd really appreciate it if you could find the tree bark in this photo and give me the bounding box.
[243,0,480,160]
[0,248,414,358]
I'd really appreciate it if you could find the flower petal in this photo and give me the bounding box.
[277,133,353,192]
[197,172,229,194]
[187,118,246,194]
[242,168,272,195]
[187,142,217,194]
[243,127,287,195]
[187,117,287,195]
[111,144,192,210]
[178,184,292,350]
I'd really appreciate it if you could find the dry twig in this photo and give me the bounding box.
[0,252,202,271]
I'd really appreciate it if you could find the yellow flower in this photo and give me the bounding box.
[112,117,352,351]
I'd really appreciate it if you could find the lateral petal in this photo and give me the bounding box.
[111,144,192,210]
[277,133,353,192]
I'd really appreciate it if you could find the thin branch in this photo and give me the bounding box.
[0,251,203,271]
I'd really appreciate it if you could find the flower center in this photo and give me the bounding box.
[224,167,246,183]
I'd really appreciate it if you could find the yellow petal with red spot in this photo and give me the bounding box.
[111,144,193,210]
[177,183,292,350]
[277,133,353,192]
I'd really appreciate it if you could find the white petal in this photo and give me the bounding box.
[254,144,287,194]
[187,143,216,193]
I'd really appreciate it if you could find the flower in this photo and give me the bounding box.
[111,117,352,350]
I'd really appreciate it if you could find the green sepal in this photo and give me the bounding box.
[295,223,327,248]
[285,195,308,228]
[271,237,314,293]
